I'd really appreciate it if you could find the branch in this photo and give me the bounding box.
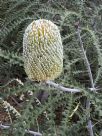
[45,80,81,93]
[77,26,95,91]
[76,25,94,136]
[0,123,42,136]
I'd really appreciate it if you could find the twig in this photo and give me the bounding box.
[45,80,81,93]
[0,124,10,129]
[76,25,95,136]
[25,129,42,136]
[0,123,42,136]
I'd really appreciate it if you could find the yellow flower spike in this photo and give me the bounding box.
[23,19,63,81]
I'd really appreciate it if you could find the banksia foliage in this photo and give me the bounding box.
[23,19,63,81]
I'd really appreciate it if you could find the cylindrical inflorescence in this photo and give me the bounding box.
[23,19,63,81]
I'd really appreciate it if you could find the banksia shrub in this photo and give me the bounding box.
[23,19,63,81]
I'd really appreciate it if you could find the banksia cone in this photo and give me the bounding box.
[23,19,63,81]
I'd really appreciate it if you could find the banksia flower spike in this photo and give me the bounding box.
[23,19,63,81]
